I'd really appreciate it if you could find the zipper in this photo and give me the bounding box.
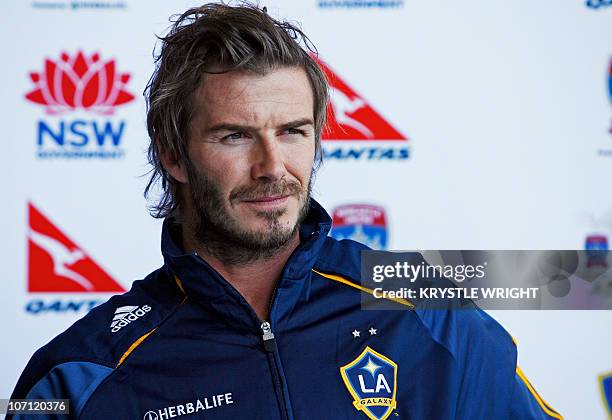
[198,230,320,420]
[259,230,319,419]
[260,320,293,420]
[261,275,278,352]
[261,320,276,353]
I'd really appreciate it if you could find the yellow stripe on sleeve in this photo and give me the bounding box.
[516,365,563,420]
[116,328,157,368]
[312,268,415,309]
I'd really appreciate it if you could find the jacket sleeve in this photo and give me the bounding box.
[509,365,563,419]
[438,307,563,419]
[7,357,114,420]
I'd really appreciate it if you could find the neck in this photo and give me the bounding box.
[181,224,302,321]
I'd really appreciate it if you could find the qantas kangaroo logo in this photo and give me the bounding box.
[28,203,124,293]
[329,89,374,138]
[28,229,92,290]
[312,56,407,141]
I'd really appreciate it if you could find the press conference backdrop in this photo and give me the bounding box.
[1,1,611,418]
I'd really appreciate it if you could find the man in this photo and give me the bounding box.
[10,4,562,419]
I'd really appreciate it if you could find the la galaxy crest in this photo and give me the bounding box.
[340,346,398,420]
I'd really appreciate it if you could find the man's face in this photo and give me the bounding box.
[180,67,316,256]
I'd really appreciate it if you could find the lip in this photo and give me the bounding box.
[241,195,290,210]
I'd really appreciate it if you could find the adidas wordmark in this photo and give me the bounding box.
[110,305,152,333]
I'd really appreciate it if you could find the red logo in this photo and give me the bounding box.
[28,203,125,293]
[314,57,407,141]
[332,204,387,227]
[25,51,134,115]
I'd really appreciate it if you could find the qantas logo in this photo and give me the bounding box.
[28,203,125,293]
[111,305,152,333]
[313,56,406,141]
[312,56,410,160]
[25,50,134,115]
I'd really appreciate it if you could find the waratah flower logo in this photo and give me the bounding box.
[26,51,134,115]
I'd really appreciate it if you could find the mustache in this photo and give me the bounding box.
[230,178,303,203]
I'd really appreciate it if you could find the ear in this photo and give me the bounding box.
[159,146,188,184]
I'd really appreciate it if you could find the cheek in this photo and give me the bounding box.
[284,142,315,182]
[189,148,245,192]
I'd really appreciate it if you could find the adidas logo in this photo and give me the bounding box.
[111,305,152,333]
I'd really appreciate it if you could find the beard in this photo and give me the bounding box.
[184,160,313,265]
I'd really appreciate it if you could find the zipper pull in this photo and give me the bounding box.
[261,321,276,352]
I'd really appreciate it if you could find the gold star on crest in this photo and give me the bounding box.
[362,357,381,377]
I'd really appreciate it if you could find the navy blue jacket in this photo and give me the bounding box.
[10,199,562,419]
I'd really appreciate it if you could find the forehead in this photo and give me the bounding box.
[192,67,314,127]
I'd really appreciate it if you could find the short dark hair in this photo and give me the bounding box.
[144,2,329,218]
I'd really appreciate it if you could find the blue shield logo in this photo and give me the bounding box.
[340,346,398,420]
[600,372,612,417]
[331,204,388,250]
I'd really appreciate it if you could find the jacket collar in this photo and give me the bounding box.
[161,198,332,332]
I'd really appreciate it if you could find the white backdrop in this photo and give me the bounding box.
[1,1,611,419]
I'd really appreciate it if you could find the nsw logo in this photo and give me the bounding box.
[111,305,152,333]
[313,56,409,161]
[340,346,398,420]
[25,51,134,159]
[26,202,125,315]
[331,204,388,250]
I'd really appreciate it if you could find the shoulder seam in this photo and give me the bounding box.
[115,327,158,368]
[78,295,188,416]
[312,268,458,368]
[312,268,414,309]
[411,309,458,364]
[113,295,188,368]
[516,365,563,419]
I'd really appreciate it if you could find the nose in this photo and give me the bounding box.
[250,135,286,182]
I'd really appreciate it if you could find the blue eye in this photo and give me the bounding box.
[222,132,246,143]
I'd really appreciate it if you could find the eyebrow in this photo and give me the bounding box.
[205,118,315,134]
